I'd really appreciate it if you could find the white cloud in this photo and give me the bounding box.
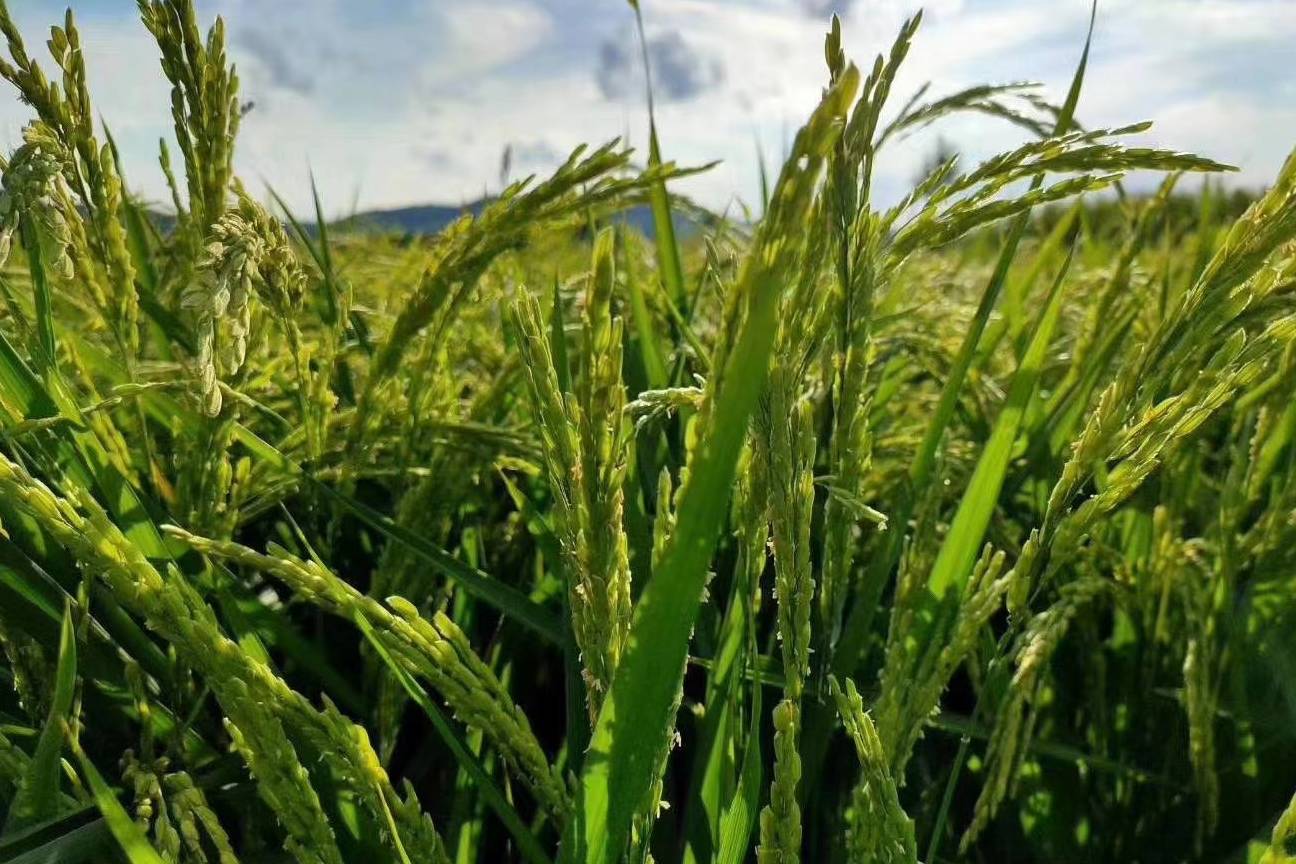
[437,1,555,83]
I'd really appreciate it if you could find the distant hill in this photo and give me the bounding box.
[325,199,703,240]
[144,198,717,242]
[330,201,485,236]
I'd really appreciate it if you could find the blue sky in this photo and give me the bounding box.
[2,0,1294,216]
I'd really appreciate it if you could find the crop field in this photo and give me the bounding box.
[0,1,1294,862]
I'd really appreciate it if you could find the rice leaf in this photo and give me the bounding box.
[550,278,572,396]
[620,231,669,391]
[2,600,77,833]
[0,808,112,864]
[356,613,553,864]
[715,650,763,864]
[927,242,1074,602]
[19,220,56,376]
[70,748,167,864]
[568,64,858,864]
[313,479,565,644]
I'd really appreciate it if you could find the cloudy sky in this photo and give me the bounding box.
[1,0,1293,216]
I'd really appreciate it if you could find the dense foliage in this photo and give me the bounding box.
[0,2,1294,863]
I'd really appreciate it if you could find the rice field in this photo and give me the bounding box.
[0,1,1294,862]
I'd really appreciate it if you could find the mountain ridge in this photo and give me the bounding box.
[324,199,700,240]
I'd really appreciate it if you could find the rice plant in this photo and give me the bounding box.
[0,1,1294,862]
